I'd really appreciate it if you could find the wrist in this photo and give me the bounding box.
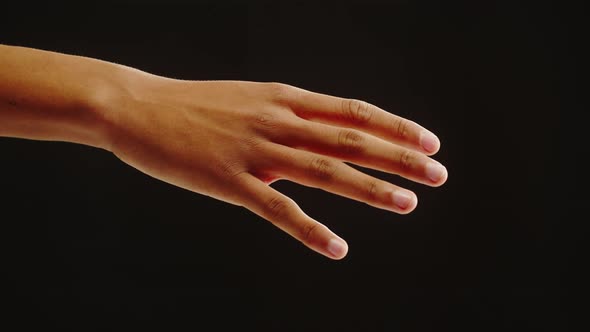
[86,62,161,153]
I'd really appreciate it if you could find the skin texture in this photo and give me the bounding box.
[0,44,447,260]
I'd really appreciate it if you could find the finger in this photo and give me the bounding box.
[285,120,448,187]
[258,144,419,214]
[286,88,441,155]
[234,173,348,260]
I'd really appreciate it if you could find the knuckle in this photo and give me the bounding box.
[300,222,318,245]
[265,82,294,102]
[392,118,411,140]
[254,112,277,128]
[265,196,292,220]
[252,111,296,140]
[342,98,373,124]
[215,159,245,179]
[398,149,415,172]
[242,136,265,152]
[309,158,337,181]
[365,180,380,202]
[337,129,365,155]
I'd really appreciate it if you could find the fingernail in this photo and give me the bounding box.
[392,191,413,210]
[327,238,347,258]
[425,162,447,183]
[420,131,440,153]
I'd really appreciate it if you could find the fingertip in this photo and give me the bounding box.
[392,190,418,214]
[425,162,448,186]
[391,190,418,214]
[420,131,441,155]
[326,238,348,260]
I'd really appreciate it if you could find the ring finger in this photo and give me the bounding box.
[257,143,419,214]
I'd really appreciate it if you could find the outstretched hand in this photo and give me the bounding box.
[105,78,448,259]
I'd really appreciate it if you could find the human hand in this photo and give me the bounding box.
[104,78,447,260]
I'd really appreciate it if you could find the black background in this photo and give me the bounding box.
[1,1,585,331]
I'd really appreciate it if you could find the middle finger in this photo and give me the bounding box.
[282,120,448,187]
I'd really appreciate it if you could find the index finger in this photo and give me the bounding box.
[284,87,441,155]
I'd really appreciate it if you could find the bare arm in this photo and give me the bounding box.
[0,44,447,260]
[0,44,131,149]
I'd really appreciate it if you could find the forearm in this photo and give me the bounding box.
[0,44,144,150]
